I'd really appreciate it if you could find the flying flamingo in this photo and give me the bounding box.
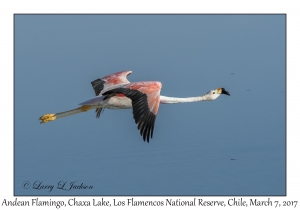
[39,71,230,142]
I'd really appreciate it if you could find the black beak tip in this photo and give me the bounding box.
[221,88,230,96]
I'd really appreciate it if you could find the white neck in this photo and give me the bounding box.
[159,95,207,104]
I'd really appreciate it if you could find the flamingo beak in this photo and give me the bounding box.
[221,88,230,96]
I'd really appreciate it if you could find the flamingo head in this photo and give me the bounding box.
[204,88,230,100]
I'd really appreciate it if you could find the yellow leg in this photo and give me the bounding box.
[80,105,91,112]
[39,105,93,124]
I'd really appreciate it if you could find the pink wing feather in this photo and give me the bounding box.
[91,70,132,96]
[103,81,162,142]
[124,81,162,115]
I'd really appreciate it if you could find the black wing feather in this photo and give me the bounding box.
[95,107,104,118]
[103,88,157,142]
[91,79,106,118]
[91,78,105,96]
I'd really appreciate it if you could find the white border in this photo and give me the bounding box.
[1,0,298,209]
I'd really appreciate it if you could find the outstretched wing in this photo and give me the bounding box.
[91,71,132,118]
[103,81,162,142]
[91,70,132,96]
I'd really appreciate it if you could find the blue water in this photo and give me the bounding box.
[14,14,286,196]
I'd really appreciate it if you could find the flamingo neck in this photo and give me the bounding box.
[159,95,207,104]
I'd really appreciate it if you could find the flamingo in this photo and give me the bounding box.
[39,71,230,142]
